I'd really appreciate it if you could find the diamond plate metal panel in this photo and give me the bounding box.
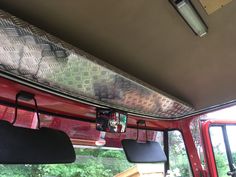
[0,10,194,118]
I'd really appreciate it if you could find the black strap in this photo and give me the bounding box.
[12,91,40,129]
[136,120,148,141]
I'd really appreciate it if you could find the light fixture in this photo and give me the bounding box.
[170,0,208,37]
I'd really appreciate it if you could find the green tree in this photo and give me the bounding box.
[169,131,192,177]
[0,148,133,177]
[214,150,229,177]
[0,164,40,177]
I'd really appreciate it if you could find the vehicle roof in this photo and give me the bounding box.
[0,0,236,117]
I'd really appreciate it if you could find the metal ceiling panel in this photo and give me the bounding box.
[0,10,194,118]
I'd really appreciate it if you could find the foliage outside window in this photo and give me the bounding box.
[0,148,133,177]
[168,130,192,177]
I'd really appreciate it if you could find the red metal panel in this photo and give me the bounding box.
[180,118,206,177]
[0,77,96,120]
[0,106,163,148]
[201,120,219,177]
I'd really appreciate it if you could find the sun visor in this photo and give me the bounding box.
[122,139,167,163]
[0,120,75,164]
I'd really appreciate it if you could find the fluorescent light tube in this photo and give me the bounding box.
[171,0,207,37]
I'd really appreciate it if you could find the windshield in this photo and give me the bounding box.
[0,147,131,177]
[0,147,166,177]
[0,104,165,177]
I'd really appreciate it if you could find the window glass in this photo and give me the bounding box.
[210,126,229,177]
[226,125,236,166]
[168,130,192,177]
[0,147,167,177]
[0,147,132,177]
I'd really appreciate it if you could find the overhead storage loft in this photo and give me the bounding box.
[0,10,193,119]
[0,0,236,119]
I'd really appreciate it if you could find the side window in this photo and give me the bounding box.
[168,130,193,177]
[210,125,236,177]
[210,126,229,177]
[226,126,236,166]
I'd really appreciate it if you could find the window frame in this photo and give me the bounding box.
[209,124,236,177]
[165,129,194,177]
[201,119,236,177]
